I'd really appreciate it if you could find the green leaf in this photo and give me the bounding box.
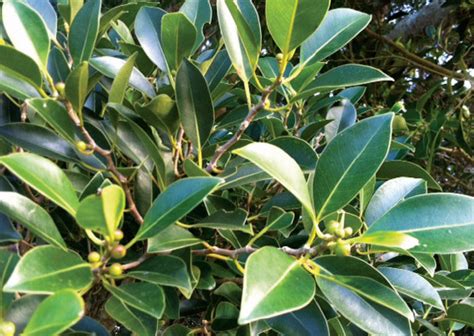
[0,192,66,249]
[192,208,252,233]
[104,282,165,319]
[147,225,201,253]
[301,9,371,64]
[233,143,313,215]
[0,153,79,216]
[135,6,168,72]
[204,50,232,93]
[105,296,157,336]
[76,184,125,239]
[313,113,393,220]
[217,0,261,82]
[176,59,215,160]
[314,256,412,335]
[3,246,92,294]
[65,61,89,122]
[446,304,474,327]
[266,0,329,54]
[266,207,295,231]
[26,0,57,39]
[23,290,84,336]
[2,1,50,69]
[129,255,192,293]
[0,45,42,88]
[266,299,329,336]
[239,246,315,324]
[109,52,138,104]
[366,193,474,254]
[26,99,80,144]
[317,276,411,334]
[161,13,197,70]
[269,136,318,171]
[68,0,101,65]
[365,177,426,226]
[58,0,83,25]
[0,249,19,317]
[0,67,40,100]
[135,177,222,241]
[324,99,357,143]
[377,160,442,190]
[378,267,443,310]
[180,0,212,52]
[133,94,179,136]
[90,56,155,97]
[294,65,393,101]
[353,231,419,250]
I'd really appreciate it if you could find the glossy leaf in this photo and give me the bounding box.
[192,208,252,233]
[239,246,315,324]
[204,50,232,93]
[0,192,65,249]
[0,67,40,100]
[109,53,138,104]
[446,304,474,327]
[135,6,168,72]
[294,65,393,101]
[90,56,155,97]
[234,143,313,215]
[133,94,179,136]
[4,246,92,294]
[69,0,101,65]
[0,45,42,88]
[180,0,212,52]
[0,153,79,216]
[266,299,329,336]
[2,1,50,69]
[266,0,330,54]
[135,177,222,240]
[129,255,192,293]
[217,0,261,82]
[161,13,197,70]
[0,249,19,316]
[76,185,125,238]
[26,0,57,39]
[23,290,84,336]
[269,136,318,171]
[176,59,215,158]
[65,61,89,121]
[365,177,427,226]
[147,225,201,253]
[301,9,371,64]
[378,267,443,310]
[377,160,442,190]
[313,113,393,220]
[324,99,357,142]
[105,296,157,336]
[104,282,165,319]
[366,193,474,254]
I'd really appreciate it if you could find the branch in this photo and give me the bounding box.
[205,78,282,173]
[63,100,144,225]
[192,244,325,258]
[365,28,469,81]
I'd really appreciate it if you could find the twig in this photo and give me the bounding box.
[192,244,324,258]
[365,28,469,81]
[205,78,283,173]
[63,100,144,225]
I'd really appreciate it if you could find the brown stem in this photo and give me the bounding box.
[192,244,324,258]
[63,100,144,225]
[365,28,469,81]
[205,78,282,173]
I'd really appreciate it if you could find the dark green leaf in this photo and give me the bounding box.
[313,113,393,220]
[180,0,212,52]
[147,225,201,253]
[377,160,442,190]
[0,192,65,249]
[65,61,89,121]
[192,208,252,233]
[109,53,138,104]
[161,13,197,70]
[135,177,222,241]
[69,0,101,65]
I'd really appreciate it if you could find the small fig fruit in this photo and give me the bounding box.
[334,240,351,256]
[109,263,123,276]
[325,220,340,235]
[88,251,101,263]
[0,321,15,336]
[111,245,127,259]
[113,229,124,242]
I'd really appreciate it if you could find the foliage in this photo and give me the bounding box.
[0,0,472,335]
